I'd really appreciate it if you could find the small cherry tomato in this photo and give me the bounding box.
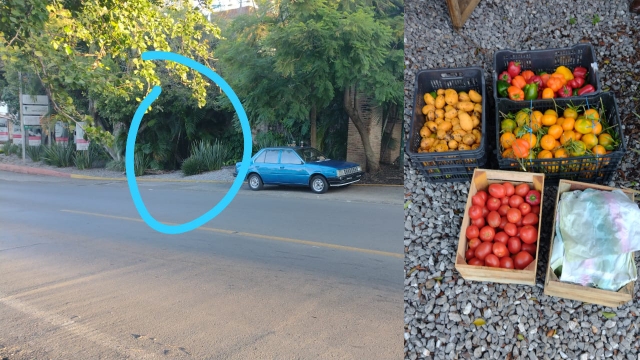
[474,242,493,261]
[513,251,534,270]
[508,195,524,208]
[522,213,539,226]
[519,202,531,216]
[507,237,522,254]
[486,197,501,211]
[479,226,496,242]
[468,238,482,250]
[494,231,509,244]
[468,258,485,266]
[504,223,518,237]
[519,225,538,244]
[492,242,509,258]
[484,254,500,268]
[515,183,530,197]
[500,256,514,269]
[488,183,506,199]
[521,242,537,256]
[487,211,501,228]
[469,205,483,220]
[466,225,480,239]
[498,204,511,216]
[506,208,522,224]
[471,216,486,228]
[465,248,475,261]
[503,182,515,197]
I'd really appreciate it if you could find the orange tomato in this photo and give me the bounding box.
[575,119,595,135]
[521,133,537,149]
[592,145,607,156]
[555,117,565,126]
[541,114,557,126]
[529,115,542,132]
[540,134,557,151]
[563,107,578,119]
[545,109,558,117]
[591,121,603,135]
[502,148,516,159]
[561,117,575,131]
[500,132,517,149]
[584,109,600,121]
[574,132,582,141]
[537,150,553,159]
[541,88,555,99]
[512,139,530,158]
[581,133,598,150]
[555,140,561,148]
[560,130,577,145]
[554,148,569,158]
[548,125,563,140]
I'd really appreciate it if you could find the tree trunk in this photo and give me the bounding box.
[310,103,317,148]
[343,85,380,173]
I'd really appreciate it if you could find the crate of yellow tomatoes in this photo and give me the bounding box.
[407,67,487,183]
[495,92,626,184]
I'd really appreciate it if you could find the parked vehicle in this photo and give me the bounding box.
[233,146,364,194]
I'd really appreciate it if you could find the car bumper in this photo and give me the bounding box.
[327,172,364,186]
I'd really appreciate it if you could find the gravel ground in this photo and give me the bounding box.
[404,1,640,359]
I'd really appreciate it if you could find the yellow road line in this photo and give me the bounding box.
[60,209,403,259]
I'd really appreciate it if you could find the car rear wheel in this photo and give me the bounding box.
[248,173,263,191]
[310,175,328,194]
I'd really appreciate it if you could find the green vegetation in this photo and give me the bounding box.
[25,145,43,162]
[181,139,231,176]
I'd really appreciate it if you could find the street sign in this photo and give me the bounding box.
[75,122,89,150]
[22,104,49,116]
[21,95,49,105]
[23,115,43,126]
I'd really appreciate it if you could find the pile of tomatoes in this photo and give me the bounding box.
[464,181,541,270]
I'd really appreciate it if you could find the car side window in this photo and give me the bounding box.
[264,150,280,164]
[280,150,303,165]
[254,151,267,163]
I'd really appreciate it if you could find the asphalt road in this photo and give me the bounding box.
[0,171,403,360]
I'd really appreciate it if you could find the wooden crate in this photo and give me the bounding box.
[446,0,481,29]
[543,180,636,308]
[455,169,545,285]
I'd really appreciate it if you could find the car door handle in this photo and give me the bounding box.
[280,166,284,169]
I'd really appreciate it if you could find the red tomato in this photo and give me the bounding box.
[468,238,481,250]
[476,190,488,203]
[486,211,501,228]
[519,202,531,216]
[503,182,515,197]
[471,216,486,228]
[531,205,540,215]
[519,225,538,244]
[498,204,511,216]
[515,183,530,197]
[508,195,524,208]
[494,231,509,244]
[492,242,509,258]
[479,226,496,242]
[504,223,517,237]
[515,217,523,227]
[501,196,510,205]
[522,213,539,226]
[488,183,506,199]
[499,216,508,229]
[513,251,534,270]
[474,242,493,261]
[468,258,485,266]
[484,254,500,268]
[507,237,522,254]
[521,242,537,256]
[471,193,486,207]
[486,197,501,211]
[469,205,483,220]
[465,248,475,261]
[466,225,480,239]
[482,206,489,218]
[506,208,522,224]
[500,256,514,269]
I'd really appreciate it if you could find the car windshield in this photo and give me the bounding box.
[295,148,328,163]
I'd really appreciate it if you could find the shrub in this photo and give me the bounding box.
[1,142,11,155]
[26,145,44,162]
[10,144,20,155]
[43,143,75,167]
[181,139,231,176]
[106,159,125,172]
[134,150,150,177]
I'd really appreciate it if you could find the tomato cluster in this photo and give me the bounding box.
[464,182,541,270]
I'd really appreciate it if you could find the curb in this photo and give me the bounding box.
[1,164,404,187]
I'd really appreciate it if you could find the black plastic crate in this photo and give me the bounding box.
[407,67,487,183]
[495,92,626,185]
[492,43,600,102]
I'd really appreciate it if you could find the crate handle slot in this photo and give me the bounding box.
[439,72,464,79]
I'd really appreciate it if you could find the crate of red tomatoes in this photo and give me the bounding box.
[455,169,545,286]
[493,43,600,102]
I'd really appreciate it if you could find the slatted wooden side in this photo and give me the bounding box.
[446,0,481,29]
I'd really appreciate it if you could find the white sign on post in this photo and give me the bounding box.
[23,115,43,126]
[0,118,8,142]
[11,124,22,145]
[21,95,49,105]
[28,127,42,146]
[22,104,49,116]
[75,122,89,150]
[55,122,70,146]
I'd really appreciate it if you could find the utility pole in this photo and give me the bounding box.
[18,71,25,162]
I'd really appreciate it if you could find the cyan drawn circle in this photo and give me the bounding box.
[125,51,252,235]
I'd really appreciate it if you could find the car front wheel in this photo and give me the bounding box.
[310,175,328,194]
[248,173,264,191]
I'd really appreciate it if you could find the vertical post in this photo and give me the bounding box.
[18,71,25,162]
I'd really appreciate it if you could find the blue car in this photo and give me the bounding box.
[233,146,364,194]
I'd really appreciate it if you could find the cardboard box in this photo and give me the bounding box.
[455,169,545,285]
[543,180,636,308]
